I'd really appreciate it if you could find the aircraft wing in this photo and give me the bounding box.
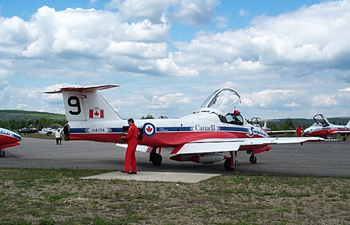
[331,130,350,134]
[169,137,323,155]
[266,130,296,135]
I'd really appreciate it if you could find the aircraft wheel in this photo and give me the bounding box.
[224,158,236,171]
[152,153,162,166]
[0,150,5,157]
[249,155,257,164]
[343,137,347,142]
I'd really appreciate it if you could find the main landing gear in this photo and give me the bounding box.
[0,149,5,157]
[149,147,162,166]
[224,152,259,171]
[249,154,257,164]
[224,151,238,171]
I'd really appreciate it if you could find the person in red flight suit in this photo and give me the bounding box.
[296,125,304,137]
[121,118,138,174]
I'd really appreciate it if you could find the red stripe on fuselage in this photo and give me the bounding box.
[69,131,266,147]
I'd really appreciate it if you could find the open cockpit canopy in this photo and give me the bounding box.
[199,88,241,116]
[312,114,330,127]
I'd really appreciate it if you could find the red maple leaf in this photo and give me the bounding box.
[146,126,153,133]
[94,111,99,116]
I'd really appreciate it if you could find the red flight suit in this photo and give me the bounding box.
[296,127,304,137]
[123,124,138,173]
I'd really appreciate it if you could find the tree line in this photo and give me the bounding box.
[0,118,66,131]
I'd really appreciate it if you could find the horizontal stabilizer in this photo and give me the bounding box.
[45,84,119,94]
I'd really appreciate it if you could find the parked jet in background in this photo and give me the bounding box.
[304,114,350,141]
[46,85,322,171]
[39,127,57,136]
[249,117,296,136]
[0,127,22,157]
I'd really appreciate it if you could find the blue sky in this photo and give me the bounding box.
[0,0,349,120]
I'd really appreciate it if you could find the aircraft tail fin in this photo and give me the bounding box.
[45,84,122,122]
[346,120,350,128]
[263,120,267,130]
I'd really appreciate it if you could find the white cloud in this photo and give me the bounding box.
[169,0,219,26]
[105,0,219,26]
[106,0,176,23]
[339,87,350,92]
[283,103,301,108]
[238,9,246,16]
[215,16,228,29]
[151,92,191,109]
[1,1,350,120]
[242,89,296,108]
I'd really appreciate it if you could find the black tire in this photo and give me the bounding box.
[152,154,162,166]
[249,155,257,164]
[0,150,5,157]
[224,158,235,171]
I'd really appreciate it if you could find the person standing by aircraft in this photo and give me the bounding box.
[55,129,62,145]
[121,118,138,174]
[296,126,304,137]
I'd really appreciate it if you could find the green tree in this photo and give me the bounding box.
[141,114,154,119]
[281,118,295,130]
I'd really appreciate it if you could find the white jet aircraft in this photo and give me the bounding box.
[250,117,296,136]
[46,85,323,171]
[304,114,350,141]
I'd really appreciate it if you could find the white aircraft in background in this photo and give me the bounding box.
[304,114,350,141]
[46,84,322,171]
[38,128,64,136]
[0,127,22,157]
[249,117,296,135]
[38,128,56,136]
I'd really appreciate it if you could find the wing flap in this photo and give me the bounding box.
[172,137,324,155]
[115,144,149,153]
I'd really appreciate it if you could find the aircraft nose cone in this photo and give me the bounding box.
[12,132,22,141]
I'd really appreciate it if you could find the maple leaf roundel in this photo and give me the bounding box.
[143,123,156,137]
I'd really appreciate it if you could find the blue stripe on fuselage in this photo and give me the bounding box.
[157,127,192,132]
[219,126,249,133]
[70,126,251,134]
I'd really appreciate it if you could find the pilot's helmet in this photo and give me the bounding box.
[234,109,240,116]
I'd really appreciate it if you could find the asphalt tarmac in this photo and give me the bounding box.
[1,137,350,177]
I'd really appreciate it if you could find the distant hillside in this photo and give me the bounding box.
[0,110,65,122]
[268,117,350,127]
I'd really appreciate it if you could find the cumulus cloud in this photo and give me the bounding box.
[105,0,176,23]
[168,0,219,26]
[339,87,350,92]
[151,92,191,109]
[174,0,350,79]
[1,1,350,120]
[242,89,296,108]
[106,0,219,26]
[215,16,228,29]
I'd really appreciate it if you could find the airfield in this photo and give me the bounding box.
[1,137,350,178]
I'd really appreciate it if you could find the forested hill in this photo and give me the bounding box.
[0,110,66,130]
[0,110,65,121]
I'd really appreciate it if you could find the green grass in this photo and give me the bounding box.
[0,168,349,224]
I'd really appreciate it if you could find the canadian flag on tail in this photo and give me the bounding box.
[89,109,104,119]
